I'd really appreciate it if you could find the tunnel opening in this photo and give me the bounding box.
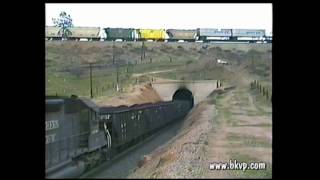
[172,88,194,108]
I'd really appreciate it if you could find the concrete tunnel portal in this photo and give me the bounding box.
[172,88,194,108]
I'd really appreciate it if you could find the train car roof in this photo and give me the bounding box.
[46,98,64,112]
[79,98,100,112]
[99,101,175,114]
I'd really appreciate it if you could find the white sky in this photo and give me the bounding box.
[45,3,272,35]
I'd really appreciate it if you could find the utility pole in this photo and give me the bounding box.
[112,41,115,64]
[141,41,145,62]
[89,62,93,98]
[269,52,272,82]
[116,63,119,92]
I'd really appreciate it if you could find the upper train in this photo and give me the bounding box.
[45,26,272,43]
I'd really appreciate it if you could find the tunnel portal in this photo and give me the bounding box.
[172,88,194,108]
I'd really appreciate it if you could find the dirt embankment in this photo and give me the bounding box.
[95,84,163,107]
[129,100,215,178]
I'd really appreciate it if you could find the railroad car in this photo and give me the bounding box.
[104,28,138,41]
[67,27,101,41]
[137,29,167,41]
[231,29,266,37]
[166,29,197,42]
[45,26,61,40]
[197,28,232,41]
[231,29,266,43]
[45,26,100,41]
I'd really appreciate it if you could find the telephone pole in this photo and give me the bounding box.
[141,41,145,62]
[112,41,115,64]
[89,62,93,98]
[116,63,119,92]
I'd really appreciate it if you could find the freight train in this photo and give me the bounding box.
[45,26,272,43]
[45,88,194,178]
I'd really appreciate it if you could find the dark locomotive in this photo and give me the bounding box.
[45,88,194,178]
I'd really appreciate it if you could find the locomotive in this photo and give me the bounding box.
[45,88,194,178]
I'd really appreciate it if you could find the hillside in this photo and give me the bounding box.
[46,41,272,99]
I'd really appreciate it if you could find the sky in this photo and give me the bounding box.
[45,3,272,36]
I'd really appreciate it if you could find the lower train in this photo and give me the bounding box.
[45,88,194,178]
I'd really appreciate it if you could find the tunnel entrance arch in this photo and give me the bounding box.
[172,88,194,108]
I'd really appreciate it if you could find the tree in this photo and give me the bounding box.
[52,11,73,40]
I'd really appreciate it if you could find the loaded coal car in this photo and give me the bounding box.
[104,28,138,41]
[98,87,193,154]
[166,29,197,42]
[46,88,193,178]
[99,100,192,153]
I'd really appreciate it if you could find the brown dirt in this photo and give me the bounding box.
[95,84,163,107]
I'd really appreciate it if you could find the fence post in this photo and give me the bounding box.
[259,84,261,93]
